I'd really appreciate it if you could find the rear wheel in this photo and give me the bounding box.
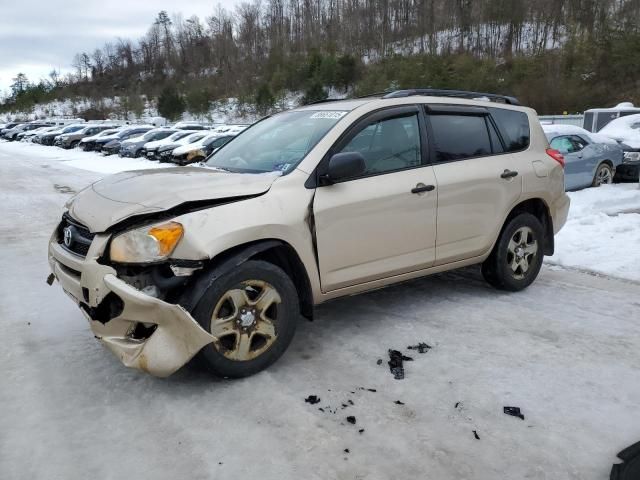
[592,163,613,187]
[192,260,299,378]
[482,213,544,291]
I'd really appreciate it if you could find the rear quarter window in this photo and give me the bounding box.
[489,108,530,152]
[429,114,492,162]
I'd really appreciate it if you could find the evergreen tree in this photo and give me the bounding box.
[157,85,185,121]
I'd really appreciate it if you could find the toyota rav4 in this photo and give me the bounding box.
[48,89,570,378]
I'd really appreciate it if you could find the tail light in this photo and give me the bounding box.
[546,148,565,168]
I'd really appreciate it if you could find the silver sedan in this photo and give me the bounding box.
[543,124,624,191]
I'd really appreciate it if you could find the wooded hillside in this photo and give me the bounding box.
[3,0,640,117]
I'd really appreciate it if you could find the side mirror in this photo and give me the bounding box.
[321,152,366,185]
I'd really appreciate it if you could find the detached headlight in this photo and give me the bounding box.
[623,151,640,163]
[110,221,184,263]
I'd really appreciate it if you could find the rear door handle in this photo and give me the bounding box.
[411,183,436,194]
[501,170,519,179]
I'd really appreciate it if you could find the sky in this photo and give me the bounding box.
[0,0,239,96]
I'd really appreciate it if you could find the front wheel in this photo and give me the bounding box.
[192,260,299,378]
[482,213,545,291]
[592,163,613,187]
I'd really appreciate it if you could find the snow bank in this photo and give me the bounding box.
[547,184,640,282]
[0,140,169,174]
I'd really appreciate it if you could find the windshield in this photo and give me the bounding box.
[63,125,84,133]
[184,133,206,144]
[205,110,346,173]
[204,135,230,147]
[167,131,192,141]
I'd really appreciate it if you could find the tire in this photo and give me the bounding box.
[592,162,613,187]
[191,260,299,378]
[71,140,80,149]
[482,213,545,292]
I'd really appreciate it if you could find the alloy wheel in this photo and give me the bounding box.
[506,227,538,280]
[596,166,613,186]
[209,280,281,361]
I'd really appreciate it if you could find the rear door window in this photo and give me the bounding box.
[429,114,492,162]
[489,108,530,152]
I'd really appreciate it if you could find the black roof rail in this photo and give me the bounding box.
[382,89,521,106]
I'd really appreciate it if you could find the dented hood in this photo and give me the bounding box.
[67,167,280,232]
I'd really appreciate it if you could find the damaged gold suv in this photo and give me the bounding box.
[48,89,570,378]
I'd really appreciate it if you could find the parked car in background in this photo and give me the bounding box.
[79,129,121,151]
[3,122,52,141]
[38,124,86,146]
[48,89,570,378]
[155,132,208,162]
[95,126,154,154]
[119,128,177,158]
[17,126,55,141]
[598,113,640,181]
[543,124,624,190]
[142,131,194,159]
[0,122,22,135]
[170,133,236,165]
[57,125,116,149]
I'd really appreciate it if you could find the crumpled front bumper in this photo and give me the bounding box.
[48,232,214,377]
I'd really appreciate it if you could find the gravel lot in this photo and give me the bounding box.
[1,141,639,479]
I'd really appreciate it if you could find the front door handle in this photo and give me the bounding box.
[411,183,436,194]
[501,170,519,179]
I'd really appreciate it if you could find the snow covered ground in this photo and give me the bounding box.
[549,184,640,282]
[1,141,639,479]
[0,140,169,174]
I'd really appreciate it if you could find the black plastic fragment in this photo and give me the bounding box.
[394,400,405,405]
[377,359,383,365]
[454,402,460,409]
[473,430,480,440]
[358,429,365,434]
[344,449,350,453]
[388,350,407,379]
[503,406,525,420]
[46,273,55,286]
[408,342,432,353]
[610,440,640,479]
[305,395,321,405]
[346,416,356,425]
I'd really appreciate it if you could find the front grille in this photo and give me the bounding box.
[58,213,95,257]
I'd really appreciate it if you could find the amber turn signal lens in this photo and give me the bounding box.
[149,222,184,256]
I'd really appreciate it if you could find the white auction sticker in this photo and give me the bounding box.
[310,111,347,119]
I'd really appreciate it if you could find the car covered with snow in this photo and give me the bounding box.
[153,132,208,162]
[542,124,624,190]
[38,124,86,146]
[48,89,570,379]
[79,128,122,151]
[94,126,155,154]
[598,113,640,181]
[3,122,52,141]
[169,133,237,165]
[118,128,177,158]
[57,125,117,149]
[142,130,194,159]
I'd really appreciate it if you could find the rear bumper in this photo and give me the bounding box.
[551,193,570,234]
[48,231,213,377]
